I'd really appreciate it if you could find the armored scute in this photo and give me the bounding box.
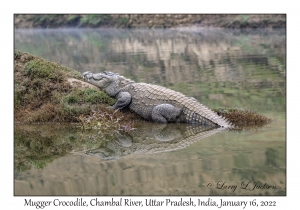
[83,71,233,128]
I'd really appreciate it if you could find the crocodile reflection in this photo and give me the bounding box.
[85,123,227,160]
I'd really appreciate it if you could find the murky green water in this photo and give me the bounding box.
[14,28,286,196]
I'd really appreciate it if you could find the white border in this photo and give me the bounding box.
[3,0,296,209]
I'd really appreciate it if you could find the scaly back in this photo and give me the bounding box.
[129,83,233,128]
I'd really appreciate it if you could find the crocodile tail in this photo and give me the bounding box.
[183,105,234,128]
[215,115,235,128]
[183,108,216,126]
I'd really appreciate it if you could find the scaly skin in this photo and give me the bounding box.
[83,71,233,128]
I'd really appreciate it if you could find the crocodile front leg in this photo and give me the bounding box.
[151,104,182,123]
[112,92,132,109]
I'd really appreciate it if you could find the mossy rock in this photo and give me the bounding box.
[14,51,118,123]
[64,88,116,105]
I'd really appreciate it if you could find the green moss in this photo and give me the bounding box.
[14,51,116,123]
[14,83,26,107]
[25,60,63,80]
[78,15,114,27]
[64,88,116,105]
[58,103,90,120]
[80,15,102,26]
[14,50,23,60]
[24,58,80,81]
[66,15,80,23]
[32,15,61,26]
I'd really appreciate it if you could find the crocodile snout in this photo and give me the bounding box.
[82,71,93,80]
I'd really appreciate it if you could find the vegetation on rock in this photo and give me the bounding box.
[14,14,286,29]
[14,51,140,124]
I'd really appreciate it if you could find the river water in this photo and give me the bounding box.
[14,28,286,196]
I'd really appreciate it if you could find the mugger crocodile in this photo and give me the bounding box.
[85,123,227,160]
[83,71,233,128]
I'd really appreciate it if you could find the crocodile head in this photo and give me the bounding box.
[83,71,134,96]
[82,71,119,89]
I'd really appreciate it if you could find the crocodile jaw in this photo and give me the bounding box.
[82,71,111,89]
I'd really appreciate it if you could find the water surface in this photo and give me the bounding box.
[14,28,286,195]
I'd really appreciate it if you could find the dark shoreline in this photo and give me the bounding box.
[14,14,286,29]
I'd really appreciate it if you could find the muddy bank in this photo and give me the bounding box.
[14,51,141,124]
[14,14,285,29]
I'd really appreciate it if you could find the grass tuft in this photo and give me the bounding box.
[78,109,135,134]
[213,107,272,129]
[64,88,116,105]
